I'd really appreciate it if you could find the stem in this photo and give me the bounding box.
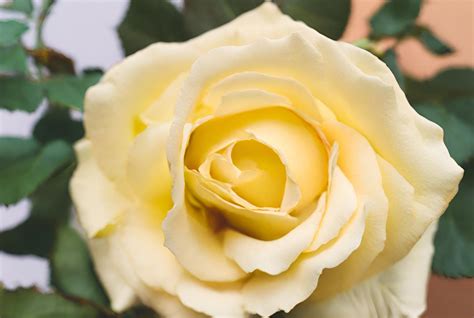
[33,0,53,79]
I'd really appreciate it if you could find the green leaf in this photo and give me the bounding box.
[417,26,454,55]
[0,216,58,256]
[415,101,474,164]
[0,288,101,318]
[0,76,44,112]
[0,44,28,74]
[0,137,39,167]
[183,0,264,38]
[33,108,84,144]
[276,0,351,40]
[432,160,474,278]
[44,71,102,110]
[118,0,188,56]
[1,0,34,15]
[0,164,74,256]
[406,68,474,104]
[0,20,28,46]
[51,226,109,306]
[382,48,405,90]
[370,0,421,38]
[0,140,73,205]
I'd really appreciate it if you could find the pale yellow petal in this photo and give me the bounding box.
[126,123,173,211]
[84,43,198,187]
[140,73,188,125]
[175,274,245,318]
[185,107,327,210]
[291,222,437,318]
[117,206,184,295]
[223,193,326,275]
[313,121,388,300]
[203,71,335,121]
[188,2,304,51]
[365,156,425,276]
[307,146,357,251]
[185,168,299,240]
[70,139,128,238]
[88,238,136,312]
[242,202,367,317]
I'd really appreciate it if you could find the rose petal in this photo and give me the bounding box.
[127,123,173,211]
[290,222,437,318]
[223,193,326,275]
[70,139,128,238]
[313,120,388,300]
[242,202,367,316]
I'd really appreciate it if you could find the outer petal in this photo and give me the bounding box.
[88,235,205,318]
[84,43,199,188]
[290,222,437,318]
[70,139,128,238]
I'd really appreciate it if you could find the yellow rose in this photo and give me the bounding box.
[70,3,463,317]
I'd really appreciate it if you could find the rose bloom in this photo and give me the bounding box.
[70,3,463,318]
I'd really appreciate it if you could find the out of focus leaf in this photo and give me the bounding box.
[0,76,43,112]
[276,0,351,40]
[0,137,39,167]
[0,140,73,204]
[0,44,28,74]
[433,160,474,277]
[0,20,28,46]
[406,68,474,104]
[51,226,108,306]
[1,0,34,15]
[0,164,73,256]
[43,70,102,110]
[33,108,84,144]
[0,288,102,318]
[118,0,187,56]
[183,0,264,37]
[370,0,421,38]
[416,101,474,164]
[416,26,454,55]
[29,47,75,74]
[382,48,405,90]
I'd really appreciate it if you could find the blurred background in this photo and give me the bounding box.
[0,0,473,317]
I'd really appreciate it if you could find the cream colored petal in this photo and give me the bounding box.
[117,206,184,295]
[215,89,291,117]
[163,197,247,282]
[365,156,425,276]
[223,193,326,275]
[312,38,462,271]
[307,151,358,251]
[127,123,173,211]
[175,274,245,318]
[188,2,304,51]
[242,202,367,317]
[84,43,198,188]
[140,73,188,125]
[88,238,136,312]
[70,139,128,238]
[290,222,437,318]
[313,121,388,300]
[204,71,335,121]
[89,234,204,318]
